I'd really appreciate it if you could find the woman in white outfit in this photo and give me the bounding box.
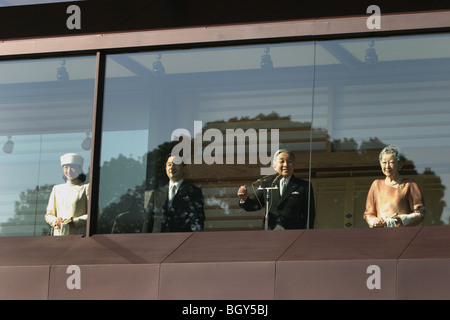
[45,153,89,236]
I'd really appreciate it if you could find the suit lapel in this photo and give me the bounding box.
[278,177,298,203]
[170,181,185,205]
[157,184,169,208]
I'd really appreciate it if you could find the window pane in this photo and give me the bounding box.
[98,43,316,233]
[312,34,450,228]
[0,56,96,236]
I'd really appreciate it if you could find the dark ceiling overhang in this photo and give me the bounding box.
[1,0,450,40]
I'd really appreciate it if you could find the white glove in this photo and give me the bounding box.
[384,218,397,228]
[398,212,423,226]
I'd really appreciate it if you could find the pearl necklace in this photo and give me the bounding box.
[385,175,404,188]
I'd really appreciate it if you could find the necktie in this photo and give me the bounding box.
[169,184,177,201]
[280,178,287,196]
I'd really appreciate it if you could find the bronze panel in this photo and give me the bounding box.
[163,230,303,263]
[278,227,421,261]
[0,266,50,300]
[397,226,450,299]
[2,11,450,57]
[276,260,396,300]
[0,235,81,266]
[160,230,303,299]
[48,233,191,265]
[160,261,275,300]
[0,235,81,299]
[2,227,449,299]
[48,264,160,300]
[47,233,191,299]
[276,227,421,299]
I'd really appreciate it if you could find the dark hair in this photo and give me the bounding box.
[165,154,186,166]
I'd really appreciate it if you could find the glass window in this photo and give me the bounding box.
[97,43,316,233]
[0,56,96,236]
[311,34,450,228]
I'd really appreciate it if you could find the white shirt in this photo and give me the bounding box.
[169,179,183,200]
[45,180,89,236]
[280,176,291,196]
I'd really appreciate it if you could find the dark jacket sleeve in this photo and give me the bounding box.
[239,187,265,212]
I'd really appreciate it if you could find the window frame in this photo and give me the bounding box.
[1,13,449,236]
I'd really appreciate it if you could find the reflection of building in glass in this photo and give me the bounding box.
[92,112,446,233]
[2,32,450,234]
[0,3,449,236]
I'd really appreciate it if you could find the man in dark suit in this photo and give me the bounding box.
[143,155,205,233]
[237,149,315,230]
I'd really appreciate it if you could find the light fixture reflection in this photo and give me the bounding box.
[152,53,165,77]
[57,59,69,81]
[365,41,378,64]
[260,47,273,70]
[81,132,91,150]
[3,135,14,154]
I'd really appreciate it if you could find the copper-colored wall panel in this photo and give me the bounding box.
[160,261,275,300]
[276,260,397,300]
[1,227,449,299]
[397,258,450,300]
[46,233,191,299]
[0,236,82,266]
[0,266,50,300]
[397,226,450,299]
[2,11,450,57]
[275,227,421,299]
[163,230,303,263]
[278,228,421,261]
[0,236,81,300]
[160,230,302,299]
[48,264,160,300]
[399,226,450,260]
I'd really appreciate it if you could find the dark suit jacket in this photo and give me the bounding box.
[143,181,205,233]
[239,175,315,229]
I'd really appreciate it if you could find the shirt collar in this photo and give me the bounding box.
[169,179,183,189]
[281,176,291,184]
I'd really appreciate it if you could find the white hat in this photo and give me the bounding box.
[60,153,84,167]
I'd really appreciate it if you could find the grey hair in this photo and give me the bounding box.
[273,149,295,163]
[379,145,405,163]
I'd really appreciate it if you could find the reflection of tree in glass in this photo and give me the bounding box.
[98,113,446,232]
[97,154,146,210]
[0,185,53,236]
[99,186,146,234]
[2,111,445,235]
[97,141,177,233]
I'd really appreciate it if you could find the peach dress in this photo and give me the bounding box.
[364,178,425,226]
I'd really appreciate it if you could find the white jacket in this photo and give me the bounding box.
[45,180,89,236]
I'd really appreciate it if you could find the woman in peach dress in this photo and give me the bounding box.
[364,145,425,228]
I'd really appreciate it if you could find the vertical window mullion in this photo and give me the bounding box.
[87,51,106,237]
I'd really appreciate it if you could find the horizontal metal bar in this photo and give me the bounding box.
[1,10,450,57]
